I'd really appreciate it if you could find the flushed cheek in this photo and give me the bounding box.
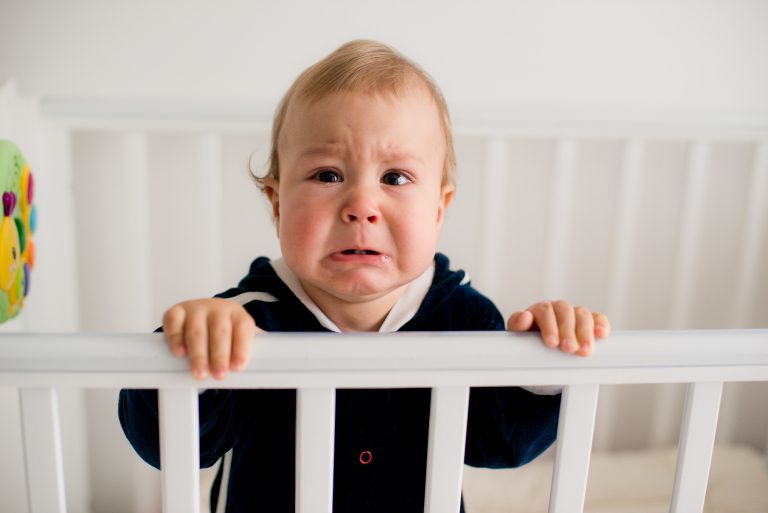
[277,197,331,253]
[388,206,442,264]
[283,219,326,253]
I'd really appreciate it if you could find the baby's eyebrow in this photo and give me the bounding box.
[297,145,343,160]
[379,149,425,165]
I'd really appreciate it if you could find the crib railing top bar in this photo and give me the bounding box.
[1,330,766,370]
[3,367,767,389]
[0,331,766,388]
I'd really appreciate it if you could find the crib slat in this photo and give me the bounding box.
[548,384,599,513]
[424,386,470,513]
[198,132,224,290]
[479,138,509,298]
[731,141,768,327]
[670,141,710,328]
[19,388,67,513]
[544,139,578,298]
[669,381,723,513]
[159,388,200,513]
[607,139,644,327]
[296,388,335,513]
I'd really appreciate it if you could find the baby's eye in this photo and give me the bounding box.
[315,169,342,183]
[381,171,411,186]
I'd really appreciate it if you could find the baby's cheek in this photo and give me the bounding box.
[279,205,325,250]
[394,206,442,264]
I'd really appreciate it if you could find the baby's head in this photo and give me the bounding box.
[257,39,456,188]
[256,40,457,329]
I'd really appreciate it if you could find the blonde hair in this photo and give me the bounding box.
[254,40,456,187]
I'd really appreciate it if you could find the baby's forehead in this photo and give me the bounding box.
[284,86,441,133]
[299,69,433,105]
[296,80,437,115]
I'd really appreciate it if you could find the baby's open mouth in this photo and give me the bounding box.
[341,249,380,255]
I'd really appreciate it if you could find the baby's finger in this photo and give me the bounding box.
[162,305,187,356]
[593,312,611,339]
[553,300,577,353]
[184,311,210,380]
[530,302,559,348]
[506,310,534,332]
[208,311,232,380]
[574,306,595,357]
[231,313,258,372]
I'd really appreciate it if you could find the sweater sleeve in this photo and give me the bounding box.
[118,389,237,469]
[450,286,562,469]
[464,387,560,468]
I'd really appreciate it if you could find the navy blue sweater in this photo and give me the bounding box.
[119,254,560,513]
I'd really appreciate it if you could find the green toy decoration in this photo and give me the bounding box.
[0,140,36,323]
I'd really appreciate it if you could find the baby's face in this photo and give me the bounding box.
[266,85,454,308]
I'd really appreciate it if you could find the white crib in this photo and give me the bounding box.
[1,330,767,513]
[1,78,768,512]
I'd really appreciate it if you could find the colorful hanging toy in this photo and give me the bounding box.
[0,140,36,323]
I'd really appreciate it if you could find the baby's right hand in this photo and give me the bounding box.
[162,298,259,380]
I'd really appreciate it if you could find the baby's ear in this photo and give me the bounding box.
[263,178,280,227]
[437,182,455,224]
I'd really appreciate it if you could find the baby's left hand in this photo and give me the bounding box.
[507,300,611,357]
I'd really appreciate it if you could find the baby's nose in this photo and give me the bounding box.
[341,189,380,224]
[345,211,379,223]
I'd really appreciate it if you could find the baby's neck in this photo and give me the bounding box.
[300,282,409,332]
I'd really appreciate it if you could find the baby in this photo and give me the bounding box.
[119,40,610,513]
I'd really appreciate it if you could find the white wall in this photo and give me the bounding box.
[1,0,768,113]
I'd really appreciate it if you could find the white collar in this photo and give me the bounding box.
[270,258,435,333]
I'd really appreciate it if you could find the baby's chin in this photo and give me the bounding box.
[321,279,410,304]
[296,257,432,303]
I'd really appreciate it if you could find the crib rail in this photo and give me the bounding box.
[2,330,768,513]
